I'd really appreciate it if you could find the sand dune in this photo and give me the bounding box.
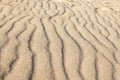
[0,0,120,80]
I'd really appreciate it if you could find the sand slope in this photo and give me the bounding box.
[0,0,120,80]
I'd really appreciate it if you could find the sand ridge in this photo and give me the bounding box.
[0,0,120,80]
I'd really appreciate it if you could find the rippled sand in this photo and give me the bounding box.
[0,0,120,80]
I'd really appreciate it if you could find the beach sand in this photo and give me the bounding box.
[0,0,120,80]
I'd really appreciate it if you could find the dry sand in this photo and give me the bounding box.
[0,0,120,80]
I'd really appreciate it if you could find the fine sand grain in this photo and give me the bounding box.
[0,0,120,80]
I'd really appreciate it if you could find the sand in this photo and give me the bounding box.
[0,0,120,80]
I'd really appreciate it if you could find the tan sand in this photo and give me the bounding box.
[0,0,120,80]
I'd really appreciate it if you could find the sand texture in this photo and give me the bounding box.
[0,0,120,80]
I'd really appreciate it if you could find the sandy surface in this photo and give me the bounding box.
[0,0,120,80]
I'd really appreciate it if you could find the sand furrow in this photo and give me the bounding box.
[4,23,35,80]
[64,23,85,80]
[28,27,36,80]
[0,16,30,79]
[70,14,98,80]
[51,17,70,80]
[40,18,55,80]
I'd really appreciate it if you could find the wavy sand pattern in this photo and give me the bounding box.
[0,0,120,80]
